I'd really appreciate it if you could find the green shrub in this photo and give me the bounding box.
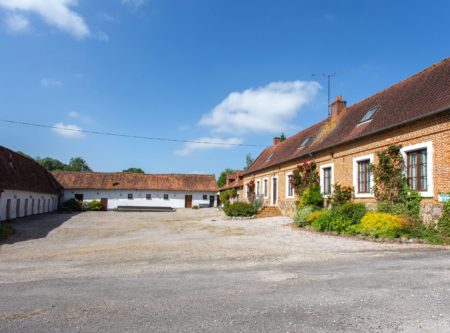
[83,199,103,211]
[360,212,407,238]
[306,210,327,224]
[224,202,256,217]
[311,203,365,234]
[61,198,83,211]
[294,206,314,227]
[329,184,354,207]
[377,202,409,216]
[336,202,366,225]
[299,184,323,208]
[219,189,237,208]
[0,224,15,240]
[254,199,264,212]
[437,200,450,238]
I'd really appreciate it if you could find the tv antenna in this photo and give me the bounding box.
[312,72,336,117]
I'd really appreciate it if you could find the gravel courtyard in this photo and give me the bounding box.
[0,209,449,332]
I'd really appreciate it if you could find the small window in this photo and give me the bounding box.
[164,194,169,200]
[146,194,152,200]
[407,149,427,191]
[256,180,260,197]
[299,137,312,148]
[359,107,377,123]
[266,152,275,161]
[323,167,332,195]
[203,194,207,200]
[287,174,294,197]
[128,194,133,200]
[263,179,268,197]
[357,160,371,193]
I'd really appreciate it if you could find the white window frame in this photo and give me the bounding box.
[353,154,374,198]
[320,163,334,197]
[285,172,294,198]
[256,179,261,198]
[271,176,278,205]
[401,141,434,198]
[263,177,269,198]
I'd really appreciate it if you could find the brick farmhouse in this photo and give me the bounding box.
[241,58,450,222]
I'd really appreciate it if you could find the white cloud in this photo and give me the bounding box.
[174,137,243,156]
[4,13,29,32]
[51,122,84,138]
[121,0,146,7]
[0,0,90,39]
[40,78,62,87]
[199,81,321,134]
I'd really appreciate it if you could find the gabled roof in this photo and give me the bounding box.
[0,146,61,194]
[220,170,244,191]
[53,171,219,192]
[244,57,450,175]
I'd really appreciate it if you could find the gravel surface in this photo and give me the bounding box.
[0,209,449,332]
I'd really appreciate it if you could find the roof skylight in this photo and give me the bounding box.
[359,107,377,123]
[299,137,312,148]
[266,152,275,161]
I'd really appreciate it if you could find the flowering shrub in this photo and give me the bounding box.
[306,210,327,224]
[360,212,407,238]
[290,161,320,196]
[294,206,315,227]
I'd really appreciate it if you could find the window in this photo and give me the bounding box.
[286,174,294,198]
[299,137,312,148]
[357,160,371,193]
[128,194,133,200]
[263,178,268,198]
[323,167,332,195]
[203,194,207,200]
[146,194,152,200]
[359,107,377,123]
[164,194,169,200]
[266,152,275,161]
[406,149,427,191]
[256,180,261,198]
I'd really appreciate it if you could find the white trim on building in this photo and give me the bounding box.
[320,163,334,197]
[263,177,269,198]
[353,154,375,198]
[285,172,294,198]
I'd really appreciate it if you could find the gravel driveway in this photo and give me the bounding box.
[0,209,449,332]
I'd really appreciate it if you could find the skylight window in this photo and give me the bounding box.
[299,137,312,148]
[266,152,275,161]
[359,107,377,123]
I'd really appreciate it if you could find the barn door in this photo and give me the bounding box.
[6,199,11,220]
[209,195,215,207]
[16,199,20,218]
[101,198,108,211]
[185,195,192,208]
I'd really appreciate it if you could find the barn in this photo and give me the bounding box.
[53,171,219,210]
[0,146,61,221]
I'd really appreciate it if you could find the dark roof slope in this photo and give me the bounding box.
[0,146,60,194]
[244,57,450,175]
[53,172,219,192]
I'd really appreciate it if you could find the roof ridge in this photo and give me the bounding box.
[52,171,215,177]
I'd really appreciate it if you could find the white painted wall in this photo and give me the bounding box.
[61,189,218,209]
[0,189,59,221]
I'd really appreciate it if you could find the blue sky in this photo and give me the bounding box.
[0,0,449,177]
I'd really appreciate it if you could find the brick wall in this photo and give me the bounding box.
[243,112,450,220]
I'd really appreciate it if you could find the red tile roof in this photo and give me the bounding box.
[53,171,219,192]
[244,57,450,175]
[0,146,61,194]
[220,170,244,191]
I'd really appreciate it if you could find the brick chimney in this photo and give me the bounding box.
[273,137,281,146]
[330,96,347,122]
[226,173,236,185]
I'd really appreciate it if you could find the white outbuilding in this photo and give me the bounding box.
[53,171,219,210]
[0,146,61,221]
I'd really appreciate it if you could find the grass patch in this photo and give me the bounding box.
[0,224,15,240]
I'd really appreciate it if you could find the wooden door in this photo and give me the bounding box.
[272,177,278,205]
[209,195,215,207]
[185,195,193,208]
[101,198,108,211]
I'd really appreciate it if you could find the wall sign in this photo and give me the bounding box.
[438,193,450,202]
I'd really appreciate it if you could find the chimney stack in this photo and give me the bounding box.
[273,137,281,146]
[330,95,347,122]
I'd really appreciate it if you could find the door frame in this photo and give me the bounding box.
[185,194,193,208]
[209,195,215,207]
[271,176,278,205]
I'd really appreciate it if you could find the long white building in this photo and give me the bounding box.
[0,146,61,221]
[53,171,219,210]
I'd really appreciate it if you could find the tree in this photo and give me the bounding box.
[123,167,145,174]
[68,157,92,172]
[279,132,287,142]
[37,157,69,171]
[244,153,254,170]
[217,168,236,187]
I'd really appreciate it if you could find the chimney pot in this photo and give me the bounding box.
[273,137,281,146]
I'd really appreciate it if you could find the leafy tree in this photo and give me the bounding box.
[68,157,92,172]
[217,168,236,187]
[244,153,254,170]
[279,132,287,142]
[37,157,69,171]
[123,167,145,174]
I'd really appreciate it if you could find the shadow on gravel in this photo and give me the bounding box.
[0,213,78,245]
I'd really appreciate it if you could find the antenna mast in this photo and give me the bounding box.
[323,73,336,117]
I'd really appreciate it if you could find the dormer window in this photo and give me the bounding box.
[299,137,312,148]
[359,107,377,124]
[266,152,275,161]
